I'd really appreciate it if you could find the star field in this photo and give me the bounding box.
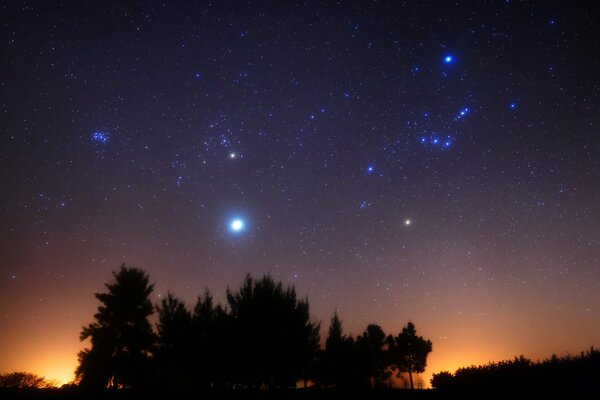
[1,0,599,386]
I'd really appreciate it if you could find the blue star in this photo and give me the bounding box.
[92,131,109,143]
[455,107,471,120]
[229,218,246,233]
[367,165,375,173]
[509,102,518,110]
[444,54,454,64]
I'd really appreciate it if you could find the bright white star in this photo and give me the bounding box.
[230,218,245,232]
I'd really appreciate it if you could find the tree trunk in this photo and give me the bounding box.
[408,369,414,390]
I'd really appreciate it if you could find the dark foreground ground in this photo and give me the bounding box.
[1,387,599,400]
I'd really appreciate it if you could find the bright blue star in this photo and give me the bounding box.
[92,131,109,143]
[367,165,375,173]
[229,218,245,233]
[509,102,518,110]
[444,54,454,64]
[455,107,471,121]
[194,72,201,79]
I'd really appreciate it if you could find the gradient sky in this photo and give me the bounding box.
[1,1,599,387]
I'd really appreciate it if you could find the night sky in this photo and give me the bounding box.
[1,1,599,386]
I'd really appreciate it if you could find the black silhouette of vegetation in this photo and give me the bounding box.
[226,274,321,388]
[431,349,600,396]
[357,324,391,387]
[3,263,592,400]
[76,265,155,389]
[0,372,57,389]
[388,322,433,390]
[72,265,436,392]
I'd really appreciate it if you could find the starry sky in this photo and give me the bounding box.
[1,0,599,387]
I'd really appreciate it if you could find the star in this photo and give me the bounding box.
[509,102,518,110]
[444,54,454,64]
[455,107,471,120]
[229,218,246,233]
[404,219,412,226]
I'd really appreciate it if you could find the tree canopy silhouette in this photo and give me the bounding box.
[357,324,391,387]
[389,322,432,390]
[318,311,367,388]
[226,274,320,388]
[430,348,600,395]
[155,292,193,387]
[76,264,155,389]
[0,372,57,389]
[73,265,440,392]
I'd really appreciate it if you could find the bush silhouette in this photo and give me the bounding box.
[0,372,57,389]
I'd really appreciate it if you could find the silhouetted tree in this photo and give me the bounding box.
[76,264,155,389]
[389,322,432,390]
[192,289,230,388]
[0,372,57,389]
[155,293,193,387]
[430,370,453,389]
[226,274,320,388]
[318,311,359,388]
[356,324,392,387]
[318,310,343,387]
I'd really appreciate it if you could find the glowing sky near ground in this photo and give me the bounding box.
[1,0,599,387]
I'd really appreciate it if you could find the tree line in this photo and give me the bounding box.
[431,349,600,395]
[75,265,432,390]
